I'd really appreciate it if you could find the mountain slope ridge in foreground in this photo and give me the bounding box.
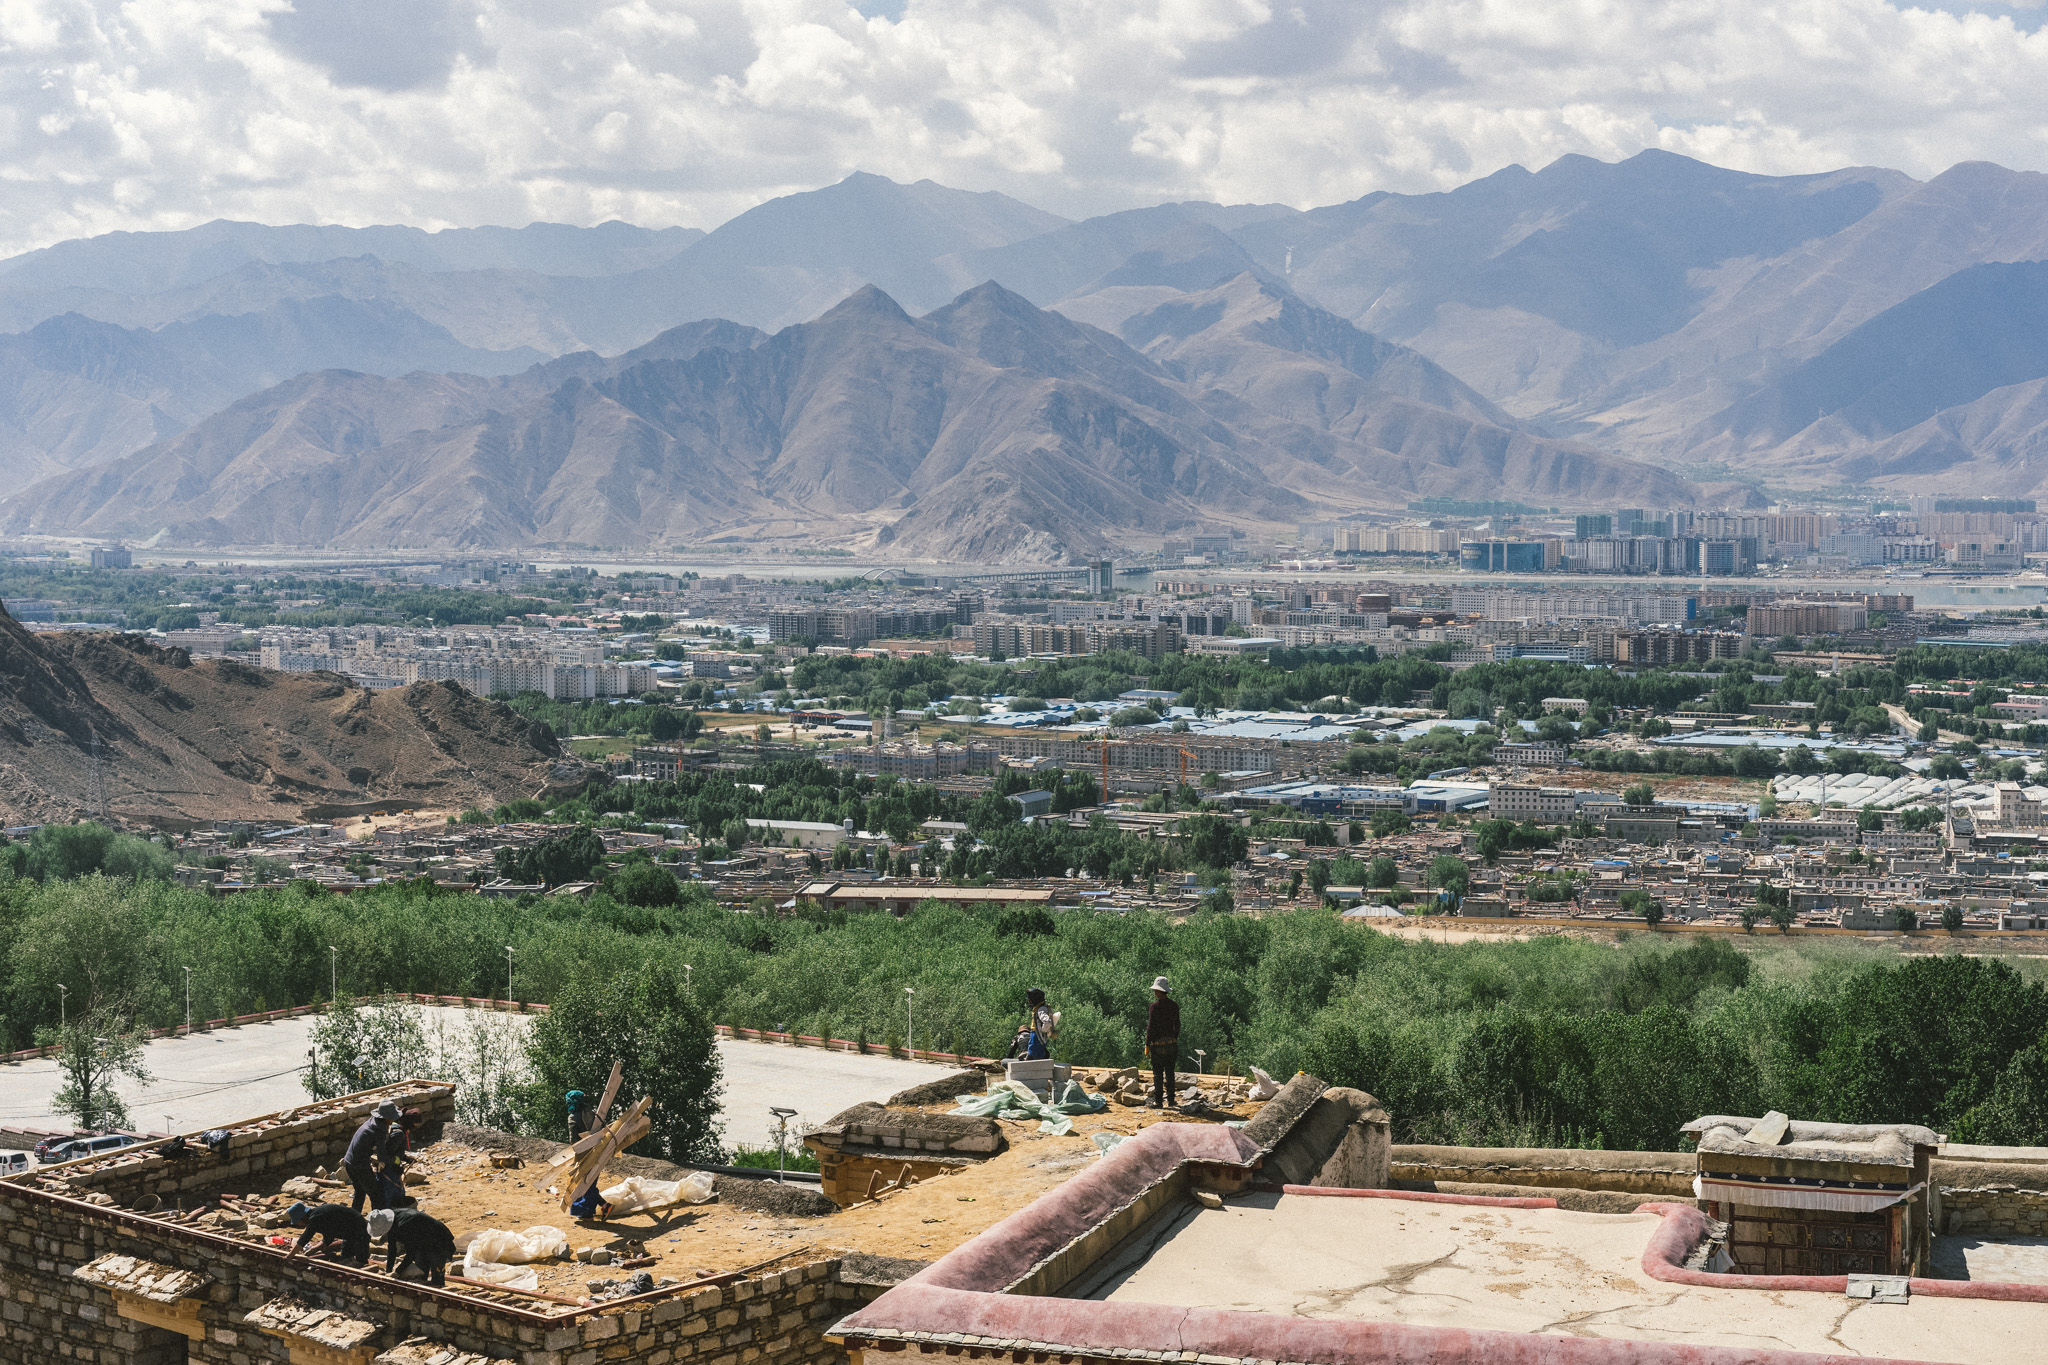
[0,608,590,826]
[0,276,1693,559]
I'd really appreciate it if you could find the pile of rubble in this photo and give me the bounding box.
[1097,1068,1253,1114]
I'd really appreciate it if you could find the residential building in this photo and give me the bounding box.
[1488,783,1583,822]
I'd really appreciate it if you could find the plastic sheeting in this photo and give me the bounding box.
[462,1224,569,1290]
[1249,1066,1282,1101]
[599,1171,717,1215]
[951,1078,1107,1136]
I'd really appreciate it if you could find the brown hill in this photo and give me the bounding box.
[0,279,1690,560]
[0,610,588,827]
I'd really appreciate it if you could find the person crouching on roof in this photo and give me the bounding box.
[287,1201,370,1266]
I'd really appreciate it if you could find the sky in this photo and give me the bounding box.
[2,0,2047,257]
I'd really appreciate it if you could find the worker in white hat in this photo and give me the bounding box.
[1145,976,1180,1109]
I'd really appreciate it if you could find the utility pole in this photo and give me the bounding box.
[59,984,68,1031]
[904,987,915,1057]
[182,967,192,1034]
[505,945,515,1002]
[329,946,338,1006]
[682,963,693,996]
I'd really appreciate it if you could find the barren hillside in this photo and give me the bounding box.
[0,610,591,827]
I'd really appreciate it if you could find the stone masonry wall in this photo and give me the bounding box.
[46,1082,456,1207]
[1937,1184,2048,1237]
[0,1176,876,1365]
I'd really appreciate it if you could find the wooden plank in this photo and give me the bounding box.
[559,1097,651,1211]
[594,1061,624,1124]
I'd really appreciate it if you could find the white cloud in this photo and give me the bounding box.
[1,0,2047,256]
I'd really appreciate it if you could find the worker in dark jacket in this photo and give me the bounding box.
[287,1201,370,1266]
[567,1090,595,1142]
[342,1101,399,1214]
[380,1208,457,1286]
[1146,976,1181,1109]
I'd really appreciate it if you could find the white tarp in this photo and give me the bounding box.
[1695,1175,1923,1214]
[599,1171,717,1215]
[462,1224,570,1289]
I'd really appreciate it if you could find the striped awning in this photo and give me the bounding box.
[1695,1174,1924,1214]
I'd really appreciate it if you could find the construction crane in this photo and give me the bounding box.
[1178,747,1197,790]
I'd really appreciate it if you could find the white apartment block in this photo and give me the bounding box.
[1488,783,1584,822]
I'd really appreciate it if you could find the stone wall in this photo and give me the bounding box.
[42,1082,456,1208]
[1390,1144,1697,1198]
[1934,1161,2048,1237]
[0,1178,880,1365]
[0,1080,887,1365]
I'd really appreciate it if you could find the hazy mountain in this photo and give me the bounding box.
[0,280,1687,559]
[10,154,2048,532]
[0,218,700,293]
[0,298,549,493]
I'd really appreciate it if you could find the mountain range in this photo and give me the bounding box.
[3,152,2047,558]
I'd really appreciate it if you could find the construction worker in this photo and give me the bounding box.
[287,1201,370,1266]
[1146,976,1181,1110]
[342,1101,399,1214]
[567,1090,595,1143]
[1009,987,1057,1060]
[377,1207,457,1286]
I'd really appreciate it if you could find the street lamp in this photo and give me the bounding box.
[904,987,914,1057]
[58,984,68,1031]
[682,963,693,996]
[505,945,515,1002]
[769,1106,797,1185]
[329,946,338,1006]
[182,967,192,1034]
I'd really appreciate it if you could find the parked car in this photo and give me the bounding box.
[32,1131,143,1163]
[0,1151,31,1175]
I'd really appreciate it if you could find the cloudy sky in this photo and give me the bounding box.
[2,0,2046,256]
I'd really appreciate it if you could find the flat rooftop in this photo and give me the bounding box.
[1074,1193,2042,1365]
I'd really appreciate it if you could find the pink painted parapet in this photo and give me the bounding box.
[831,1124,1953,1365]
[1636,1201,2048,1304]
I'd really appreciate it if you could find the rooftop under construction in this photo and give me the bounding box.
[7,1069,2048,1365]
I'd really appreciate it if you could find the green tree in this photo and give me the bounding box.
[1427,855,1469,898]
[1943,903,1965,933]
[1369,810,1412,838]
[494,827,605,886]
[519,961,723,1163]
[606,860,681,908]
[1891,906,1919,932]
[1621,782,1656,808]
[20,823,173,883]
[1738,904,1763,933]
[305,999,430,1099]
[1181,815,1249,869]
[1619,888,1664,927]
[1365,855,1399,889]
[38,1004,151,1131]
[1770,900,1798,932]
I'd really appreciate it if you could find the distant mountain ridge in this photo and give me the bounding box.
[0,277,1688,559]
[8,152,2048,554]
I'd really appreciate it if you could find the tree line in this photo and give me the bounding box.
[9,871,2048,1151]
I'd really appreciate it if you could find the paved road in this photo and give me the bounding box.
[0,1008,959,1154]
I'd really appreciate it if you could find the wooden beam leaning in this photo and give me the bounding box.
[558,1095,652,1212]
[594,1061,624,1124]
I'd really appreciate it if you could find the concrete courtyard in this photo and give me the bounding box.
[0,1007,958,1155]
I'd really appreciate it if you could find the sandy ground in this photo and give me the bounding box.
[393,1077,1256,1301]
[0,1018,956,1155]
[1089,1192,2044,1364]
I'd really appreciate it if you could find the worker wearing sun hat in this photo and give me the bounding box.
[1145,976,1181,1110]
